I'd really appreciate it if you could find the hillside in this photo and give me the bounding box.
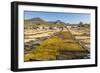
[24,17,67,29]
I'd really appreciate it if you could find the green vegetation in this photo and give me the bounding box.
[24,17,90,61]
[24,31,88,61]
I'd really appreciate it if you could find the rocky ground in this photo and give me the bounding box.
[24,26,90,61]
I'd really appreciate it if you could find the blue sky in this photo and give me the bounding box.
[24,11,90,24]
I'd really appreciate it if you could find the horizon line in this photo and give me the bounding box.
[24,17,90,24]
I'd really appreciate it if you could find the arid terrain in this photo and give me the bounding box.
[24,18,90,62]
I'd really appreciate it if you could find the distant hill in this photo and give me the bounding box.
[24,17,68,29]
[25,17,66,25]
[48,20,66,25]
[25,17,48,25]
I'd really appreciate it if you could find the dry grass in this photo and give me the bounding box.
[24,31,87,61]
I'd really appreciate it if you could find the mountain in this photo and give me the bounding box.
[27,17,45,22]
[48,20,66,25]
[25,17,66,25]
[24,18,68,29]
[25,17,49,25]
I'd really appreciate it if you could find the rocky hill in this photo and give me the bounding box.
[24,17,67,29]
